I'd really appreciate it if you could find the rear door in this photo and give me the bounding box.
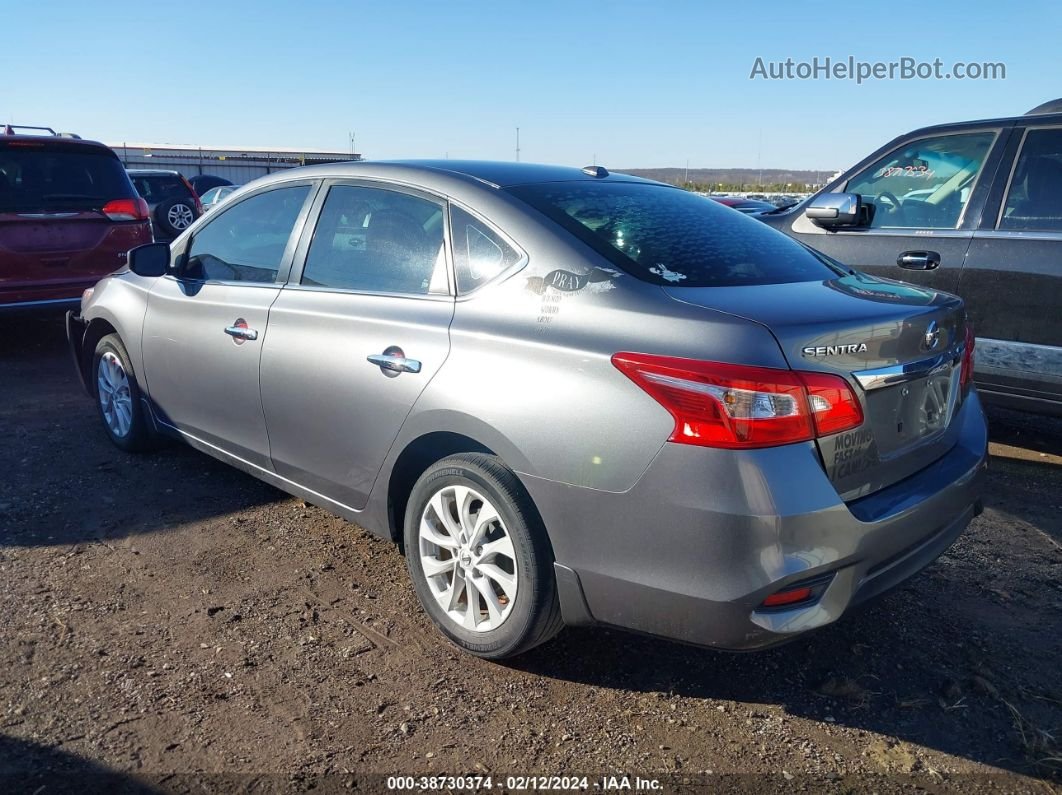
[774,128,1007,294]
[0,140,144,304]
[260,181,454,510]
[958,124,1062,409]
[142,181,317,468]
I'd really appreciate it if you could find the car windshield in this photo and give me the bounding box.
[0,144,133,212]
[508,181,843,287]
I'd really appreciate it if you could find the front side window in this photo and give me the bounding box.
[999,128,1062,232]
[509,181,841,287]
[844,131,996,229]
[301,185,446,295]
[184,184,311,283]
[450,205,522,293]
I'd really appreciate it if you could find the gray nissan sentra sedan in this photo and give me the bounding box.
[66,161,988,659]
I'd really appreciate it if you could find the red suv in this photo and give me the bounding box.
[0,126,152,311]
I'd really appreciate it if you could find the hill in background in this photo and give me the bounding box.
[620,167,831,191]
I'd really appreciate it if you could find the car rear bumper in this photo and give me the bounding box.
[0,296,82,314]
[524,390,988,651]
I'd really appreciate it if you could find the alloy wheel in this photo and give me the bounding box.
[418,484,518,632]
[97,351,133,437]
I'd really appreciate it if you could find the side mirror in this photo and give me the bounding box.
[128,242,171,277]
[805,192,863,228]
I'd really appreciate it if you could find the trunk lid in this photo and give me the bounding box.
[664,272,968,500]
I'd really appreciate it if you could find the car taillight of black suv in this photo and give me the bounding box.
[0,125,152,312]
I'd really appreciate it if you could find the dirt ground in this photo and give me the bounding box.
[1,314,1059,794]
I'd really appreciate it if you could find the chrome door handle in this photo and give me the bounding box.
[224,324,259,341]
[897,250,941,270]
[367,353,421,374]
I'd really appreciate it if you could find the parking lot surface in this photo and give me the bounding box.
[1,315,1059,792]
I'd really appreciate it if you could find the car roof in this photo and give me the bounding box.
[0,134,117,153]
[251,160,661,192]
[903,109,1062,139]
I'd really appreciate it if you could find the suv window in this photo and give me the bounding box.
[843,131,996,230]
[450,205,522,293]
[301,185,447,295]
[0,143,134,213]
[131,174,190,203]
[999,128,1062,233]
[508,181,841,287]
[184,184,311,283]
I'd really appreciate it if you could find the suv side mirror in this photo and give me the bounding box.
[805,192,863,228]
[128,242,171,277]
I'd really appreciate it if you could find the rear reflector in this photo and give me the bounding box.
[612,353,864,449]
[102,197,150,222]
[761,586,814,608]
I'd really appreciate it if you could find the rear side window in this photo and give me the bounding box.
[999,128,1062,232]
[185,184,311,283]
[301,185,447,295]
[508,181,840,287]
[450,205,522,293]
[0,144,133,213]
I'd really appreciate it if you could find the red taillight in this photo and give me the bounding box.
[611,353,864,449]
[798,371,864,436]
[960,324,975,388]
[102,197,150,222]
[181,176,203,214]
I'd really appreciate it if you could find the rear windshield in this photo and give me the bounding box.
[130,174,190,203]
[0,143,134,213]
[508,181,842,287]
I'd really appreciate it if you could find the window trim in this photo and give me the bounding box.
[447,199,529,299]
[174,178,322,287]
[285,177,456,301]
[994,124,1062,232]
[840,128,1002,232]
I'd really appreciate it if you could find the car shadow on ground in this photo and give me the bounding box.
[512,408,1062,780]
[0,315,286,547]
[0,733,161,794]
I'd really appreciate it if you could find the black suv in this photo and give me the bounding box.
[127,169,202,240]
[762,99,1062,416]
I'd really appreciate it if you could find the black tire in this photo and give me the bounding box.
[91,334,157,453]
[404,454,563,659]
[155,198,198,238]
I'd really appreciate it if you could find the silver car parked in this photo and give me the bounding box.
[66,161,987,659]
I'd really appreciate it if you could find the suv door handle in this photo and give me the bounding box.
[897,250,941,270]
[367,352,422,374]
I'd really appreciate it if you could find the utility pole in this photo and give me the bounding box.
[685,159,689,186]
[515,127,520,162]
[349,131,356,159]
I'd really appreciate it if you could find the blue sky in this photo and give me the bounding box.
[2,1,1057,172]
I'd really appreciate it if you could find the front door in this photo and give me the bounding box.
[781,129,1003,294]
[141,182,316,467]
[260,182,454,510]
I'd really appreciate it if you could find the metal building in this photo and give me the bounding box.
[109,142,360,183]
